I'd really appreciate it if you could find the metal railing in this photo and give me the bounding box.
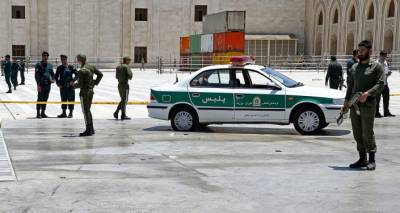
[6,54,400,73]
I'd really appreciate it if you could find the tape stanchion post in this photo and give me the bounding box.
[0,101,150,105]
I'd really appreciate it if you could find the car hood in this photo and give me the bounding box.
[286,86,345,99]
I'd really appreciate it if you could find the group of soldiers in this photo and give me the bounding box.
[325,47,395,118]
[2,52,134,137]
[0,55,26,93]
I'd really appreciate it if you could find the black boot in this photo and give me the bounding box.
[114,105,121,119]
[349,151,368,169]
[367,152,376,171]
[41,110,48,118]
[58,109,67,118]
[79,125,93,137]
[36,105,42,119]
[6,90,12,93]
[121,113,131,120]
[90,124,95,135]
[68,110,73,118]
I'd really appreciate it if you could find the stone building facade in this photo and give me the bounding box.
[0,0,305,64]
[1,0,398,64]
[305,0,400,56]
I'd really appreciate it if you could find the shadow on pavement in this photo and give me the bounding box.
[329,166,366,172]
[144,125,351,136]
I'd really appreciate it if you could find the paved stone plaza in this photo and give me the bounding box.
[0,70,399,212]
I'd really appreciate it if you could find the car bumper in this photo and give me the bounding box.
[322,105,342,123]
[147,104,170,120]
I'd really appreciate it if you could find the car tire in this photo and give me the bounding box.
[321,123,329,129]
[171,107,199,132]
[293,107,324,135]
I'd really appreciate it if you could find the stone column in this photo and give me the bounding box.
[121,0,132,57]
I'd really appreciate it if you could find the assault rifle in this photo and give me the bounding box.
[337,92,362,126]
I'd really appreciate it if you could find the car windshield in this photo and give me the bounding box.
[261,67,302,88]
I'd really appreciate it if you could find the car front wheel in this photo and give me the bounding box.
[293,108,324,135]
[171,107,199,131]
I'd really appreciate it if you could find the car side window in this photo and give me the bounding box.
[247,70,276,89]
[234,70,249,88]
[190,69,231,88]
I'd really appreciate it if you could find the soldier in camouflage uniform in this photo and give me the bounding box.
[114,57,133,120]
[342,40,384,171]
[74,54,103,137]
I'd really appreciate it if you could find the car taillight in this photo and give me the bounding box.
[150,95,156,101]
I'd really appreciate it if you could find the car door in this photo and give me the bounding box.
[234,69,286,123]
[188,69,235,123]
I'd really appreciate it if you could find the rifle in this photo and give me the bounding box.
[337,92,362,126]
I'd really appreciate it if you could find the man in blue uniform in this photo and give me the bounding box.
[346,50,358,83]
[35,51,55,118]
[19,58,26,85]
[55,55,77,118]
[3,55,12,93]
[11,57,19,90]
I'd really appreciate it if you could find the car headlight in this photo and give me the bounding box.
[333,98,345,105]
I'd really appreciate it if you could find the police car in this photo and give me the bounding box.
[147,56,345,135]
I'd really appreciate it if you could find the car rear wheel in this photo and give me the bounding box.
[321,123,329,129]
[171,107,199,131]
[293,108,324,135]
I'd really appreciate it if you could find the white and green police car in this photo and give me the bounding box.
[147,57,345,135]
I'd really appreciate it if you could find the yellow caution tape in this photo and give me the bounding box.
[0,101,149,105]
[391,93,400,96]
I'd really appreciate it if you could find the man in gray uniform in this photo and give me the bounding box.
[375,51,395,118]
[1,56,5,76]
[342,40,384,171]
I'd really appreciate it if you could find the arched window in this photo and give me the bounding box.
[318,11,323,25]
[333,9,339,24]
[367,3,374,20]
[349,6,356,22]
[388,0,395,18]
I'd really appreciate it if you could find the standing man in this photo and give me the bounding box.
[375,51,395,118]
[19,58,26,85]
[325,56,343,90]
[141,57,145,71]
[342,40,384,171]
[1,56,5,76]
[35,51,55,119]
[114,57,133,120]
[346,50,358,83]
[3,55,12,93]
[74,54,103,137]
[55,55,77,118]
[11,57,19,90]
